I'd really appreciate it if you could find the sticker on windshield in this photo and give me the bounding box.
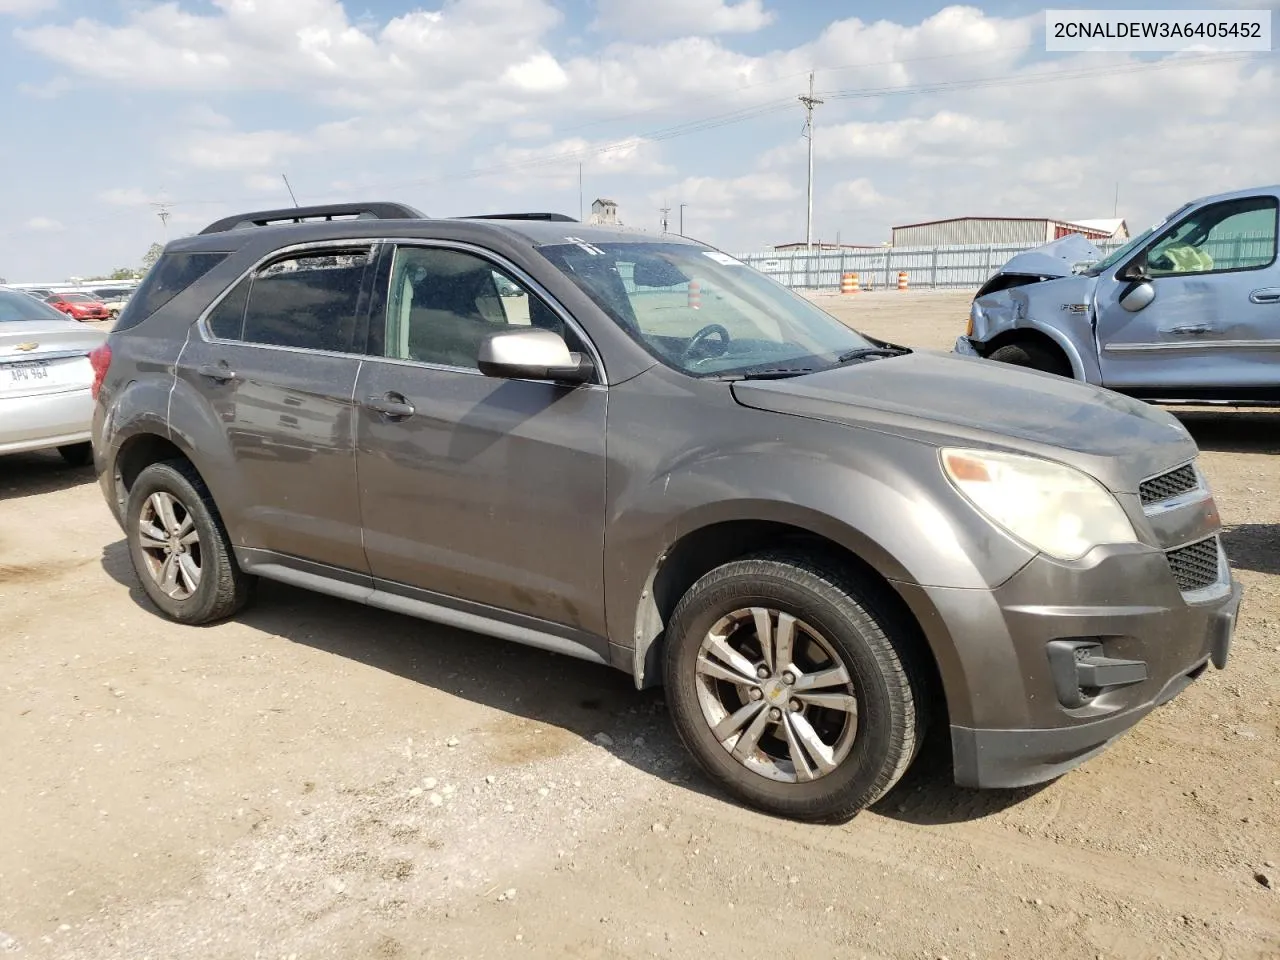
[703,251,744,266]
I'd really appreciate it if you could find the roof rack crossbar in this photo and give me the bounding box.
[456,212,578,222]
[199,202,427,235]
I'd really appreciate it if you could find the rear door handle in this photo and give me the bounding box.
[196,363,238,383]
[1250,288,1280,304]
[1171,324,1210,335]
[362,393,415,420]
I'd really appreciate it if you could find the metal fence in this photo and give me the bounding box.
[730,241,1128,291]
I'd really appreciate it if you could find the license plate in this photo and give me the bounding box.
[1,357,85,392]
[3,360,52,384]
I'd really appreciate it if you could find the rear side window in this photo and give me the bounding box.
[0,289,68,322]
[207,277,250,340]
[115,252,227,331]
[234,248,371,353]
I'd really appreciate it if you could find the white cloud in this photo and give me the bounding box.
[18,75,69,98]
[26,216,63,232]
[175,129,307,171]
[0,0,55,15]
[592,0,773,41]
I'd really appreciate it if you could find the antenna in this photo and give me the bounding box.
[282,174,300,208]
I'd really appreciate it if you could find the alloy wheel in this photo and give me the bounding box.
[137,491,202,601]
[694,607,858,783]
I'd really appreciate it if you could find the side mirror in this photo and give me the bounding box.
[1119,280,1156,313]
[477,327,594,384]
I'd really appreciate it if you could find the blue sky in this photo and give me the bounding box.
[0,0,1276,280]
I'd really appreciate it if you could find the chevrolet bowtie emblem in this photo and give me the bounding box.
[15,342,39,351]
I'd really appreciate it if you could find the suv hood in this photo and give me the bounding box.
[730,351,1196,493]
[991,233,1101,281]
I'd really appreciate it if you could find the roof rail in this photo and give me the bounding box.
[198,202,426,235]
[457,212,578,222]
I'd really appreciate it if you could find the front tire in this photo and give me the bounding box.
[663,551,928,823]
[125,460,255,624]
[987,341,1071,377]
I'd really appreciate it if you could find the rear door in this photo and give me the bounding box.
[175,243,376,576]
[352,242,609,638]
[1095,193,1280,395]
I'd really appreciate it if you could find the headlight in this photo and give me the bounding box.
[940,448,1137,561]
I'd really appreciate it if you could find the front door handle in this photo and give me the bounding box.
[1250,288,1280,304]
[1171,324,1210,336]
[196,363,239,383]
[362,393,415,420]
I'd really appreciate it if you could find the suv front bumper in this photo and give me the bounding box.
[895,545,1242,790]
[953,335,981,358]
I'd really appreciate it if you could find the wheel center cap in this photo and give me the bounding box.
[762,678,790,705]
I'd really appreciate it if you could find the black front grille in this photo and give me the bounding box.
[1140,464,1198,506]
[1166,537,1221,592]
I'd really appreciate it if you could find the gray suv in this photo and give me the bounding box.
[91,202,1242,823]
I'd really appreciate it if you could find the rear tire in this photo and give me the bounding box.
[57,442,92,467]
[663,551,928,823]
[987,341,1072,377]
[125,459,255,624]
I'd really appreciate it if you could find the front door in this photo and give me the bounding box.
[175,244,375,575]
[1095,193,1280,396]
[353,243,608,635]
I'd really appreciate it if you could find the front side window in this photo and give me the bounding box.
[1145,196,1278,276]
[235,248,371,352]
[381,246,583,369]
[538,241,877,377]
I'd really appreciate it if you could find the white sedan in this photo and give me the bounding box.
[0,287,107,465]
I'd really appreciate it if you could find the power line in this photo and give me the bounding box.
[49,50,1267,223]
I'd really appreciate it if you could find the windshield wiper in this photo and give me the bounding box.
[724,367,815,381]
[835,346,911,364]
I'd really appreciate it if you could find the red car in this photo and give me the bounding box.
[45,293,110,322]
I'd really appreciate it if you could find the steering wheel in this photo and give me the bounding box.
[682,323,732,363]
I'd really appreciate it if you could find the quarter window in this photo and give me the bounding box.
[381,246,584,369]
[1145,196,1278,276]
[237,248,371,352]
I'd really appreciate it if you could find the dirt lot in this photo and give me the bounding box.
[2,291,1278,959]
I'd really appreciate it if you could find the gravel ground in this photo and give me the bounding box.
[1,292,1277,959]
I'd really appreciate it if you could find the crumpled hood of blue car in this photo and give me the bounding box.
[994,233,1103,279]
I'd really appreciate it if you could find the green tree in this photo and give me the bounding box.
[141,243,164,270]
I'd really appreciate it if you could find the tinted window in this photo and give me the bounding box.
[207,276,250,340]
[382,246,584,369]
[1147,196,1278,276]
[0,289,69,322]
[115,252,228,332]
[241,249,370,352]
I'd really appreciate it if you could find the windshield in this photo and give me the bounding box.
[538,240,875,377]
[0,289,71,322]
[1084,203,1193,276]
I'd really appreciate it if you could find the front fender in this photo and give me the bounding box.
[970,276,1102,382]
[605,438,1036,688]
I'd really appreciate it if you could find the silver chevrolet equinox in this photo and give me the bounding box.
[91,202,1242,823]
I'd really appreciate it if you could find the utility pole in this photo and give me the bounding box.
[578,163,584,221]
[282,174,300,207]
[679,203,687,237]
[660,202,671,233]
[1113,181,1119,218]
[151,202,172,240]
[799,71,824,251]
